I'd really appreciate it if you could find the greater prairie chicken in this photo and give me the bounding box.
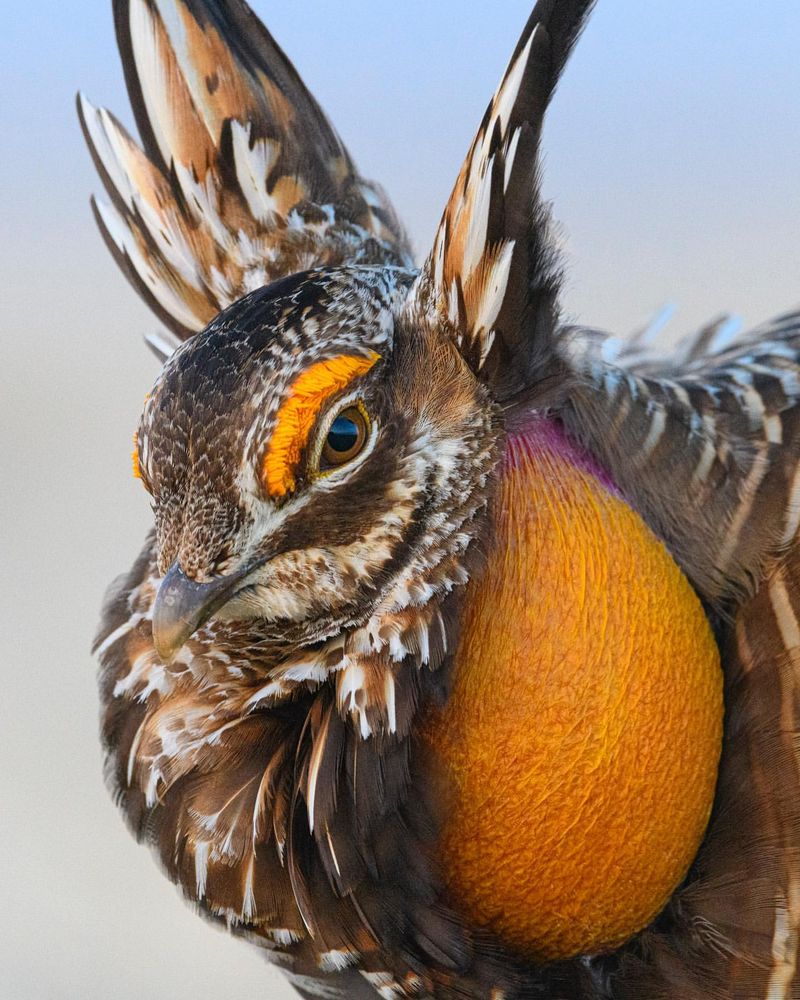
[80,1,800,997]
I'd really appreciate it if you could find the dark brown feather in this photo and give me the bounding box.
[406,1,596,401]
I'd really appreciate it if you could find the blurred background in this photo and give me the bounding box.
[1,2,798,997]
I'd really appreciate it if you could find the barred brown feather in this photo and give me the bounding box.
[562,311,800,605]
[407,1,595,400]
[82,1,800,998]
[78,0,411,339]
[606,547,800,1000]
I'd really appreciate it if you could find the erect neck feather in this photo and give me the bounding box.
[505,414,622,497]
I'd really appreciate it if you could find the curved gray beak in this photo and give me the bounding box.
[152,561,251,664]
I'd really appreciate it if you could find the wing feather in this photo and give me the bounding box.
[559,311,800,605]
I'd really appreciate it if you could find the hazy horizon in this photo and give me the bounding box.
[2,2,798,998]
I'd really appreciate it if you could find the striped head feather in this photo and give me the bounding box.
[132,265,500,662]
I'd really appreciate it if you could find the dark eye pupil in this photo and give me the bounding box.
[320,406,369,470]
[327,416,360,454]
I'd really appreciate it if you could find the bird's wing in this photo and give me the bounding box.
[78,0,411,341]
[538,315,800,995]
[403,0,596,400]
[557,311,800,607]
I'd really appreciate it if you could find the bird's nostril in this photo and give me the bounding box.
[175,537,222,584]
[175,555,216,585]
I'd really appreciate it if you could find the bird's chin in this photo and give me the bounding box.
[204,607,339,656]
[210,583,365,650]
[212,582,315,625]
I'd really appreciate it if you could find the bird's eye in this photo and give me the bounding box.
[321,405,370,470]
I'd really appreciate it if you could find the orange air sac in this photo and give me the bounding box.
[423,420,724,962]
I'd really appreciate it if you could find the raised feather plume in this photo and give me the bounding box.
[78,0,412,340]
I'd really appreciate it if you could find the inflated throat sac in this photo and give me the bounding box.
[424,417,723,962]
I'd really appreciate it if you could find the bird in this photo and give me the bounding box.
[79,1,800,997]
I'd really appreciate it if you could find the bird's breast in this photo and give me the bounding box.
[423,416,723,961]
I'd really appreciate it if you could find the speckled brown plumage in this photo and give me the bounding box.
[83,1,800,997]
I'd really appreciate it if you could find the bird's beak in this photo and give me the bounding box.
[152,560,252,664]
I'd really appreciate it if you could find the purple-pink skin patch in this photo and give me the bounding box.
[505,415,623,499]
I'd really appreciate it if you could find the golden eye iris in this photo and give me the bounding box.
[321,405,369,469]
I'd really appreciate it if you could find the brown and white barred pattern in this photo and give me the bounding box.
[78,0,411,340]
[563,311,800,606]
[408,2,594,399]
[83,0,800,997]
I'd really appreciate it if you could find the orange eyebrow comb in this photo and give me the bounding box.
[263,352,379,498]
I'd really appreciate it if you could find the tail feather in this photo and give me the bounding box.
[115,0,346,188]
[80,0,411,339]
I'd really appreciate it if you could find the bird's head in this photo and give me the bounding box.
[136,266,500,664]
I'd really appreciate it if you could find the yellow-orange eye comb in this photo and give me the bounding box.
[132,431,142,480]
[132,396,150,481]
[263,353,379,498]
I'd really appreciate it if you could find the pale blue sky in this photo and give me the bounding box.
[2,3,799,998]
[3,0,800,332]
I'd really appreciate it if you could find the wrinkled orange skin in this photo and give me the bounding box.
[424,423,723,962]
